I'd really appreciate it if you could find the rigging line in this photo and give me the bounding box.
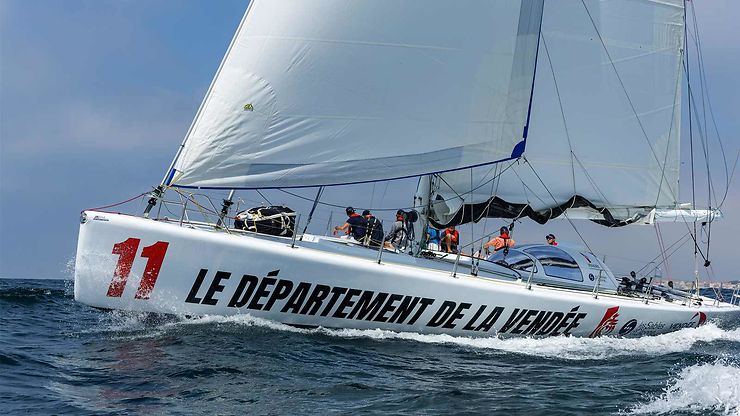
[683,23,717,263]
[579,0,682,207]
[470,168,474,249]
[684,0,697,224]
[687,14,732,208]
[690,4,711,185]
[378,181,390,208]
[493,162,503,198]
[653,49,684,208]
[369,183,376,208]
[681,2,708,266]
[615,58,712,263]
[275,159,520,213]
[511,168,548,208]
[688,82,715,261]
[436,174,467,204]
[522,157,595,253]
[435,160,521,209]
[638,233,692,278]
[569,153,612,208]
[439,171,499,225]
[541,34,577,195]
[85,192,148,212]
[635,233,691,274]
[655,223,672,281]
[480,166,499,242]
[688,5,716,195]
[684,69,719,209]
[255,190,273,206]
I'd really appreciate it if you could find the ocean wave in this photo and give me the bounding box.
[0,286,69,304]
[94,313,740,361]
[627,360,740,415]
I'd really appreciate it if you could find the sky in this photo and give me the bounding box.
[0,0,738,282]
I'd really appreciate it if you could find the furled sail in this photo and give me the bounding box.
[428,0,686,227]
[168,0,544,189]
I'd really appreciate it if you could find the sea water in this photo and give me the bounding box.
[1,278,738,415]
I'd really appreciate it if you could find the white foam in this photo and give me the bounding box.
[85,310,740,360]
[165,314,740,361]
[315,324,740,360]
[178,313,306,333]
[628,361,740,415]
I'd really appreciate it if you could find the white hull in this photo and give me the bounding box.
[75,211,740,338]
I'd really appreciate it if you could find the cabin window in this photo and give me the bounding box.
[523,246,582,282]
[486,249,536,273]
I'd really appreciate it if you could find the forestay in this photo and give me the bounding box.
[168,0,544,189]
[429,0,686,227]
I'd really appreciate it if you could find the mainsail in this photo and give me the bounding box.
[168,0,544,189]
[428,0,687,227]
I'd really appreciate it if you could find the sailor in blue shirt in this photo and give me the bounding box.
[426,225,441,251]
[333,206,367,241]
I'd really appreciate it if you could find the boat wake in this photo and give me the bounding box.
[626,360,740,416]
[319,324,740,360]
[92,311,740,361]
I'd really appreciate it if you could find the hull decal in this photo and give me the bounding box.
[590,306,620,338]
[181,268,589,336]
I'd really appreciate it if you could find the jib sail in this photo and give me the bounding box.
[167,0,544,189]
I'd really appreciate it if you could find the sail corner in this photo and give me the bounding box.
[511,140,527,159]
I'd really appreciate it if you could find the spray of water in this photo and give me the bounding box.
[627,360,740,415]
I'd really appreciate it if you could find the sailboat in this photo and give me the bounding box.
[74,0,739,338]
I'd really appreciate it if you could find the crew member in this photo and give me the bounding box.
[333,207,367,241]
[426,225,441,251]
[483,226,516,253]
[441,225,459,254]
[546,233,558,246]
[384,210,408,249]
[635,277,648,293]
[362,209,384,247]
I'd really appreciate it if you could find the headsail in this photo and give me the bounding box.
[168,0,544,189]
[429,0,687,227]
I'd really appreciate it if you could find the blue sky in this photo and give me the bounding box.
[1,0,738,281]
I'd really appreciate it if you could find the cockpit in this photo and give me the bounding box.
[485,244,618,291]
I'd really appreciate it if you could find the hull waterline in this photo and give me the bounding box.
[74,211,740,338]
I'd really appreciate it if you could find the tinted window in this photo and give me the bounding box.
[523,246,582,281]
[486,249,536,272]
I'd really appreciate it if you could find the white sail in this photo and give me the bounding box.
[430,0,685,226]
[169,0,544,189]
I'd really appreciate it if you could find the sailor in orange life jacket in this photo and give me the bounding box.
[483,226,516,254]
[441,225,459,253]
[546,233,558,246]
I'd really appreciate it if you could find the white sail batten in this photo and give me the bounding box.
[169,0,544,189]
[430,0,685,226]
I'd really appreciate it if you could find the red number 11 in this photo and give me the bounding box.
[107,238,169,299]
